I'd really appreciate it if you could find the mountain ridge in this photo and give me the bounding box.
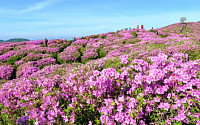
[0,38,29,43]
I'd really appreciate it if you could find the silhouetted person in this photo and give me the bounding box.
[44,38,48,47]
[156,30,159,35]
[72,37,76,42]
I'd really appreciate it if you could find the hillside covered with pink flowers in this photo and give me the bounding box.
[0,22,200,125]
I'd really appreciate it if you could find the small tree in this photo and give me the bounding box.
[180,17,187,23]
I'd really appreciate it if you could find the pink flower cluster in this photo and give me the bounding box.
[120,55,128,64]
[0,65,13,80]
[0,51,15,61]
[58,46,81,62]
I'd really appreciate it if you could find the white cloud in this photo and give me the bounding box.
[18,0,58,13]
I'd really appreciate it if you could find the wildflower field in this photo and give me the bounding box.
[0,22,200,125]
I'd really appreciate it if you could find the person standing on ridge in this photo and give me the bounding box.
[137,25,139,31]
[57,39,59,44]
[141,25,144,29]
[74,37,76,42]
[87,36,90,41]
[156,30,159,35]
[44,38,48,47]
[72,37,76,42]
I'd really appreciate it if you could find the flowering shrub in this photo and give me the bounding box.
[22,53,43,62]
[38,57,56,67]
[72,39,88,47]
[0,65,13,80]
[0,51,15,61]
[58,46,81,63]
[16,61,40,78]
[81,52,99,63]
[27,40,43,45]
[120,54,128,64]
[45,47,60,53]
[17,66,40,78]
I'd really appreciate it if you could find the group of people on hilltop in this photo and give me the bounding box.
[43,24,148,46]
[43,38,66,47]
[44,36,91,47]
[72,36,90,42]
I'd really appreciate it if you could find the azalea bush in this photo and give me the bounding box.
[0,65,14,80]
[16,61,40,78]
[58,46,81,63]
[0,51,16,62]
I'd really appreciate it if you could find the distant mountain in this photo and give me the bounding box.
[0,38,29,43]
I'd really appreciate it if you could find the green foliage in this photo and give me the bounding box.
[91,35,99,39]
[187,49,200,60]
[59,43,70,52]
[122,39,127,44]
[132,32,138,37]
[7,55,24,65]
[159,34,168,38]
[149,30,157,33]
[75,104,101,125]
[117,34,123,38]
[128,39,140,44]
[79,47,86,55]
[51,53,62,64]
[148,43,170,49]
[57,57,63,64]
[51,53,58,59]
[103,57,123,69]
[102,35,107,39]
[97,48,107,58]
[0,113,16,125]
[67,40,73,45]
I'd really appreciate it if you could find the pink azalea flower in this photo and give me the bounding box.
[62,116,68,123]
[89,121,92,125]
[154,97,160,102]
[163,102,170,111]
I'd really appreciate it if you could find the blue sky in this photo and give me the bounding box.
[0,0,200,40]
